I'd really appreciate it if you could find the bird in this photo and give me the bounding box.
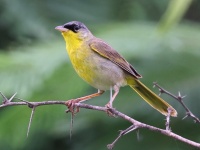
[55,21,177,117]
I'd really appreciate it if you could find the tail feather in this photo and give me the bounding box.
[129,80,177,117]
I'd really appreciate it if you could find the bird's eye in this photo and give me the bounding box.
[73,25,80,32]
[63,23,81,33]
[63,25,68,29]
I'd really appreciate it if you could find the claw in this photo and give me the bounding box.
[65,99,80,114]
[65,90,105,114]
[105,103,116,117]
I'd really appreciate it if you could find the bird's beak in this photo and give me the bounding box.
[55,26,68,32]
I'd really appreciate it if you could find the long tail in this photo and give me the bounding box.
[129,79,177,117]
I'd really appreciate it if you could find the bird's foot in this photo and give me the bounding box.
[105,103,116,117]
[65,99,80,114]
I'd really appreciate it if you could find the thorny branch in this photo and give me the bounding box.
[0,90,200,149]
[0,92,66,137]
[153,82,200,123]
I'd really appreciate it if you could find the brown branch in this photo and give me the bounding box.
[0,92,200,149]
[0,99,66,108]
[153,82,200,123]
[75,103,200,149]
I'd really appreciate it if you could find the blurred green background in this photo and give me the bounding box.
[0,0,200,149]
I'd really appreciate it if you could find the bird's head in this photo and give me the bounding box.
[55,21,93,43]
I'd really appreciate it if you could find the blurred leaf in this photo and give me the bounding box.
[157,0,193,33]
[0,40,67,97]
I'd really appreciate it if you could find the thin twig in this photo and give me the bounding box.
[0,100,66,108]
[107,125,138,150]
[153,82,200,123]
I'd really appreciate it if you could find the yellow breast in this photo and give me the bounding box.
[61,31,127,90]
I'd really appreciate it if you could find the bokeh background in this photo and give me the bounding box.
[0,0,200,149]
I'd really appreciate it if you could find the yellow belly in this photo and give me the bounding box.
[68,47,127,90]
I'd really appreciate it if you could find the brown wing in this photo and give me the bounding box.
[89,38,142,78]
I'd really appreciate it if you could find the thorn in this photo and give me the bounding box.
[178,91,181,97]
[69,112,75,140]
[27,107,36,137]
[0,91,8,104]
[182,115,188,120]
[177,92,186,100]
[158,88,164,96]
[159,88,164,94]
[8,92,17,102]
[15,97,34,108]
[136,129,140,141]
[153,82,157,88]
[181,95,187,99]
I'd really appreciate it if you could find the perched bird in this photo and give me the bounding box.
[55,21,177,117]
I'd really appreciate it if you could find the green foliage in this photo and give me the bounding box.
[0,22,200,150]
[0,0,200,149]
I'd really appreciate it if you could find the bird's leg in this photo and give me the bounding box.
[110,86,113,105]
[66,90,104,114]
[105,85,119,115]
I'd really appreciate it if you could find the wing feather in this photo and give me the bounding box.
[89,38,142,78]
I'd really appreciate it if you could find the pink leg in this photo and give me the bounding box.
[106,85,120,108]
[66,90,105,113]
